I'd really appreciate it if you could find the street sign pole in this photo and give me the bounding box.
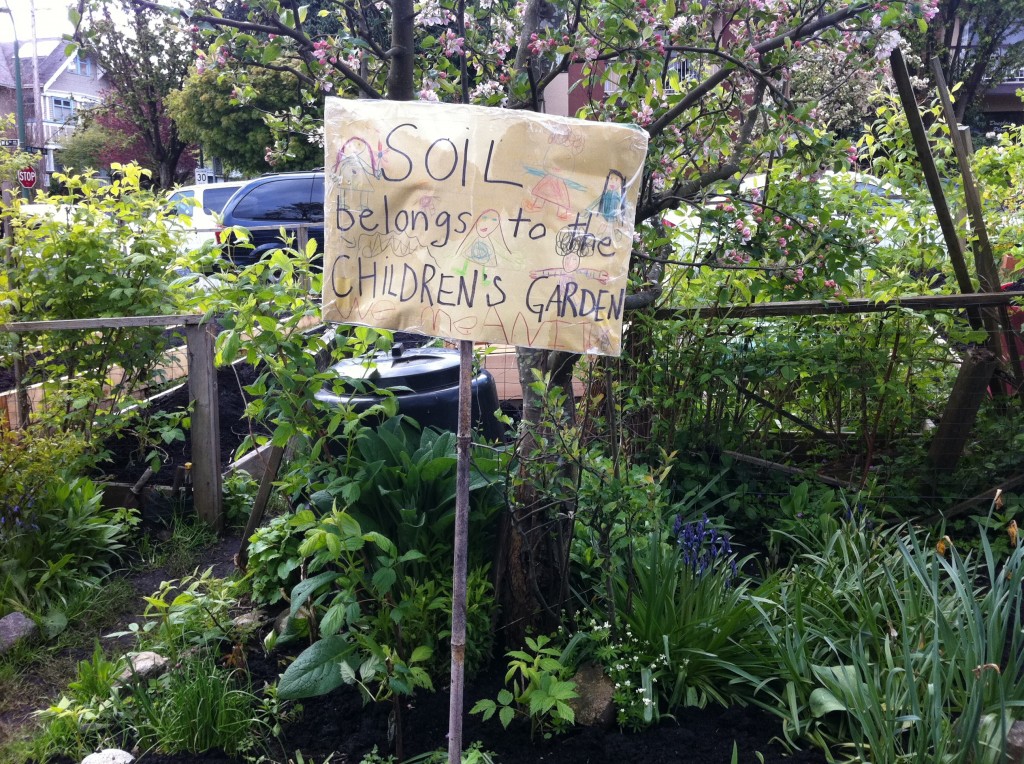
[11,36,27,199]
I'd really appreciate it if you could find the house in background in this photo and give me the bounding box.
[0,38,105,185]
[981,31,1024,125]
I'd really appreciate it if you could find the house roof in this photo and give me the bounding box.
[0,39,80,92]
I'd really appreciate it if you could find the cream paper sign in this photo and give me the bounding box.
[322,98,648,356]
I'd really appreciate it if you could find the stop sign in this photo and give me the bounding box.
[17,166,36,189]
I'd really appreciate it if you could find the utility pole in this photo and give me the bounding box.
[0,2,28,199]
[29,0,43,188]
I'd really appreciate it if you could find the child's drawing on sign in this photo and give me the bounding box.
[332,136,378,210]
[454,209,516,278]
[523,168,586,220]
[529,242,609,285]
[587,169,627,239]
[522,126,587,220]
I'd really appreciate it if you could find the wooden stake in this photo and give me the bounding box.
[235,443,286,570]
[448,339,473,764]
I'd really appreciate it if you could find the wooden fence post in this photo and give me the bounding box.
[185,321,223,531]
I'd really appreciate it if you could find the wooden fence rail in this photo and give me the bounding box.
[0,314,223,531]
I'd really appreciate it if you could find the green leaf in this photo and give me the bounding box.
[809,687,847,717]
[470,699,495,720]
[290,571,339,618]
[409,645,432,663]
[320,602,347,637]
[371,566,397,594]
[277,635,354,699]
[499,705,515,728]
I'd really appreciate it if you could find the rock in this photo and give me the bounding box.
[274,607,310,636]
[273,607,292,635]
[232,610,265,631]
[1007,720,1024,763]
[81,750,135,764]
[567,662,616,728]
[0,612,38,655]
[117,651,168,683]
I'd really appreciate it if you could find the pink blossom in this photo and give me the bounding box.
[441,30,465,57]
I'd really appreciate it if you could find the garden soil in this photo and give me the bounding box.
[96,362,268,486]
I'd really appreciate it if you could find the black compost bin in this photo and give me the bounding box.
[314,345,506,441]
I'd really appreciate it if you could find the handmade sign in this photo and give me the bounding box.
[322,98,649,356]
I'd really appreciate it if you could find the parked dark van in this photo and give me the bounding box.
[217,171,325,267]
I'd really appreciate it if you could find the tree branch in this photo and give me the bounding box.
[648,2,869,138]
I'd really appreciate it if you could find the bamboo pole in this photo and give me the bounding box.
[930,60,1023,390]
[448,339,472,764]
[889,49,982,330]
[653,290,1017,321]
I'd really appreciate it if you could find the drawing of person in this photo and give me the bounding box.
[454,209,517,278]
[530,249,609,285]
[524,167,586,220]
[588,169,627,239]
[333,137,377,210]
[522,127,587,220]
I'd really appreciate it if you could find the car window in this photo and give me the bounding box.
[168,190,195,216]
[232,178,313,221]
[308,176,325,223]
[202,187,241,214]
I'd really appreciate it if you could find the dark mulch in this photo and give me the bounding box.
[96,363,268,486]
[53,643,826,764]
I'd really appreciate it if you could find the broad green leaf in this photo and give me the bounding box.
[277,636,354,699]
[809,687,847,717]
[290,571,339,617]
[409,645,432,663]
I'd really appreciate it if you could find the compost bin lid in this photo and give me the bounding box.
[327,345,461,393]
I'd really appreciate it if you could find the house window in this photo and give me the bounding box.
[71,54,92,76]
[51,97,76,123]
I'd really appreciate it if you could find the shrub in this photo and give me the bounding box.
[6,164,187,437]
[0,428,137,620]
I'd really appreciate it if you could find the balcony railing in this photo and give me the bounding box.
[41,120,75,145]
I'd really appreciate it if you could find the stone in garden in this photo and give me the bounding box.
[274,607,309,637]
[80,750,135,764]
[117,651,168,682]
[0,612,38,655]
[568,662,616,727]
[232,610,265,631]
[273,607,292,636]
[1007,720,1024,764]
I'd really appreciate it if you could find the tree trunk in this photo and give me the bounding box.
[497,346,578,646]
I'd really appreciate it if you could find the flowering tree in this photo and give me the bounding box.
[131,0,936,638]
